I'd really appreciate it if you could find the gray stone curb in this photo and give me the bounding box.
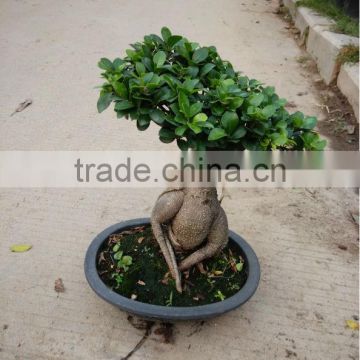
[282,0,359,121]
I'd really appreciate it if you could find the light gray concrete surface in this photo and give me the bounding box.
[294,7,334,39]
[337,63,360,122]
[0,1,358,360]
[306,27,358,85]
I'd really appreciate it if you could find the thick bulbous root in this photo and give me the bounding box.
[178,207,228,271]
[151,187,228,293]
[150,190,184,293]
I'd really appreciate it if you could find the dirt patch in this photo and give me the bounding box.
[97,225,248,306]
[314,82,359,150]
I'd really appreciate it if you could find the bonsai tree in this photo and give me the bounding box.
[97,27,326,292]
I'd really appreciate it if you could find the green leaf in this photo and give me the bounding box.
[187,66,199,78]
[248,93,264,106]
[167,35,182,47]
[113,58,125,70]
[159,128,175,143]
[238,76,249,89]
[161,27,172,42]
[261,104,276,119]
[97,93,113,113]
[193,112,208,123]
[112,244,120,252]
[112,82,128,98]
[183,79,199,92]
[189,102,203,117]
[121,255,133,266]
[221,111,239,134]
[142,57,153,72]
[114,250,123,260]
[98,58,113,71]
[211,103,224,116]
[208,128,227,141]
[312,139,326,150]
[126,49,137,60]
[177,139,189,150]
[143,72,154,84]
[137,117,150,131]
[178,92,190,117]
[175,125,187,136]
[153,51,166,67]
[231,126,246,139]
[290,111,304,128]
[200,63,215,77]
[174,114,187,124]
[236,262,244,272]
[135,62,146,75]
[10,244,32,252]
[276,120,287,129]
[301,132,326,150]
[192,47,209,63]
[149,109,166,125]
[188,122,202,134]
[115,100,134,111]
[270,132,287,146]
[175,44,189,59]
[302,116,317,129]
[228,97,244,110]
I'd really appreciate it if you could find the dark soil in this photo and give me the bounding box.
[97,225,248,306]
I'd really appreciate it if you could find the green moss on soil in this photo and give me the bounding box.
[97,225,248,306]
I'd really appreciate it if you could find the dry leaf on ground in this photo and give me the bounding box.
[54,278,65,293]
[10,99,32,116]
[10,244,32,252]
[346,319,359,330]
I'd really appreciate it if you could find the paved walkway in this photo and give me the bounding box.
[0,1,358,359]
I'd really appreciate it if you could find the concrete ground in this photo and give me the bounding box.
[0,1,358,359]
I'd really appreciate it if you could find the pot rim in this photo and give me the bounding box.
[84,218,260,321]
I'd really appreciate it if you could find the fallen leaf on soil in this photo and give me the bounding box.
[137,236,145,244]
[346,319,359,330]
[236,262,244,272]
[10,244,32,252]
[54,278,65,293]
[213,270,223,276]
[137,280,146,286]
[10,99,32,116]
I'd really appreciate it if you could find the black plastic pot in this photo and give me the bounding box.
[84,218,260,321]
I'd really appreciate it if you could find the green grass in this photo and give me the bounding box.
[297,0,359,37]
[337,44,360,64]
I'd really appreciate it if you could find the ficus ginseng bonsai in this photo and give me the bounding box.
[97,27,326,293]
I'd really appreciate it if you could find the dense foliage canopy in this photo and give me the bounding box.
[97,27,326,150]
